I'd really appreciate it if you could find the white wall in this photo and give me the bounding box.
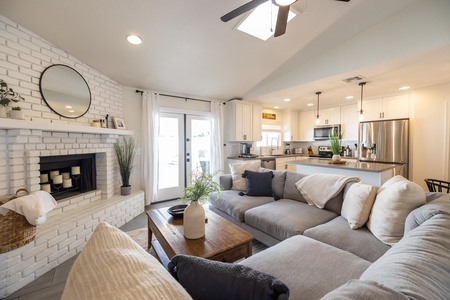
[410,82,450,190]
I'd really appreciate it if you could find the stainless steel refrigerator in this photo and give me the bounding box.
[359,119,409,178]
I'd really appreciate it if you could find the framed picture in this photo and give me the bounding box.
[112,117,127,130]
[262,112,276,120]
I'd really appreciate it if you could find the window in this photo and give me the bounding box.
[257,124,282,147]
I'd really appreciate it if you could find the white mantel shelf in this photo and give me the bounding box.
[0,118,134,135]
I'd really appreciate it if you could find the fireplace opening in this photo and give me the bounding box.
[39,154,97,200]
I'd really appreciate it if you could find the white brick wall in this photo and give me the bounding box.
[0,13,123,130]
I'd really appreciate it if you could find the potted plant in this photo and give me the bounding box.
[180,170,222,239]
[0,79,25,118]
[10,106,24,120]
[113,137,137,196]
[329,128,343,161]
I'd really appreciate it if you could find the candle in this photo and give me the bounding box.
[71,166,80,175]
[41,184,51,193]
[62,172,70,180]
[63,179,72,188]
[53,175,63,184]
[49,170,59,180]
[40,173,49,183]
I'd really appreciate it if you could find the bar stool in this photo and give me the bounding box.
[424,178,450,193]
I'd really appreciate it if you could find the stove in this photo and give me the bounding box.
[317,146,333,158]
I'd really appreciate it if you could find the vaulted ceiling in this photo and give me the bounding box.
[1,0,449,110]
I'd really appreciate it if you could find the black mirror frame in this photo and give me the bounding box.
[39,64,92,119]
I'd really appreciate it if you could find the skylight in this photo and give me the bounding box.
[237,2,296,41]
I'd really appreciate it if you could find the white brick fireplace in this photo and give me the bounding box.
[0,121,145,298]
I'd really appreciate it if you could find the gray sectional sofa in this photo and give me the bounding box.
[208,170,450,299]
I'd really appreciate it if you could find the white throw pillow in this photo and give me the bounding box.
[376,175,407,194]
[229,160,261,191]
[367,178,426,245]
[341,182,377,229]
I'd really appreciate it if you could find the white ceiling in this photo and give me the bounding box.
[1,0,449,110]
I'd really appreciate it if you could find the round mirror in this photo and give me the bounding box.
[39,64,91,118]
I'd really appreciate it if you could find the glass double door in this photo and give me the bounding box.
[157,113,211,201]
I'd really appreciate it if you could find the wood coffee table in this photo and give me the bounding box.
[147,206,253,267]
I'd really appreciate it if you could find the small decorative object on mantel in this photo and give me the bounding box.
[329,128,343,162]
[114,136,137,196]
[10,106,25,120]
[112,116,127,130]
[0,79,25,118]
[180,171,222,239]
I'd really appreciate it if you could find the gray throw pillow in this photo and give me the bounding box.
[260,168,287,200]
[168,254,290,300]
[242,170,274,197]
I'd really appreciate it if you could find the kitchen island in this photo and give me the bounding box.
[287,158,396,187]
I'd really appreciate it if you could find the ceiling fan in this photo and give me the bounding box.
[221,0,350,38]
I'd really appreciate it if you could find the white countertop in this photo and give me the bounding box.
[287,158,396,173]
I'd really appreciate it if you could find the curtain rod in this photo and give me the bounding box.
[135,89,212,103]
[136,89,242,105]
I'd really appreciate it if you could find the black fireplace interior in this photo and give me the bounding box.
[39,154,97,200]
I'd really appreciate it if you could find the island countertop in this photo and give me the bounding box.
[287,158,396,173]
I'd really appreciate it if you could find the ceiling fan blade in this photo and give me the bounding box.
[274,5,290,37]
[335,0,350,2]
[221,0,269,22]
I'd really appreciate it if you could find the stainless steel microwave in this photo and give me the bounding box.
[313,124,341,140]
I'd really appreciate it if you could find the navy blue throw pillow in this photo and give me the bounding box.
[242,170,274,197]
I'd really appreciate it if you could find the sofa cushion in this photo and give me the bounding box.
[61,222,192,300]
[229,160,261,191]
[168,254,289,300]
[240,235,371,300]
[321,280,408,300]
[304,216,390,262]
[242,170,274,197]
[360,212,450,299]
[244,199,338,240]
[341,182,377,229]
[208,190,275,222]
[282,171,307,202]
[367,177,426,245]
[260,168,287,199]
[404,193,450,234]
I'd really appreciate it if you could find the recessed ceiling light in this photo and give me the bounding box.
[307,103,314,106]
[399,86,410,90]
[274,106,280,109]
[127,34,143,45]
[237,2,296,41]
[345,96,354,99]
[284,98,291,102]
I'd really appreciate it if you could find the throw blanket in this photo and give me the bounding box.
[295,174,360,209]
[0,191,57,225]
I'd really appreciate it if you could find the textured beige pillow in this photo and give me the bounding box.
[61,222,192,300]
[341,182,377,229]
[376,175,407,194]
[367,178,426,245]
[229,160,261,191]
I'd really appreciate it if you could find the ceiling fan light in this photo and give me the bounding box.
[273,0,297,6]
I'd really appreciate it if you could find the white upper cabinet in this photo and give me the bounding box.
[224,101,262,142]
[340,104,359,140]
[317,107,341,125]
[359,94,409,121]
[282,109,299,141]
[299,110,315,141]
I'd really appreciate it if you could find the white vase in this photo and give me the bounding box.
[10,110,24,120]
[0,106,8,118]
[332,154,341,162]
[183,201,205,239]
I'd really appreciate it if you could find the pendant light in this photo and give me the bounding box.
[358,82,366,121]
[315,92,321,125]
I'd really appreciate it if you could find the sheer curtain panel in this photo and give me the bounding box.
[210,101,224,178]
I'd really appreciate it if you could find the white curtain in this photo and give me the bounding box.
[210,101,224,177]
[142,92,160,205]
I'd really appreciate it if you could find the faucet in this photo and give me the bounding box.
[271,138,279,150]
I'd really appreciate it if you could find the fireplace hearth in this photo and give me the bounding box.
[39,154,96,200]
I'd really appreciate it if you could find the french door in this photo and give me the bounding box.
[157,113,211,201]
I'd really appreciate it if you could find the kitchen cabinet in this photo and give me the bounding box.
[282,109,299,141]
[276,157,297,171]
[317,107,341,125]
[359,94,409,121]
[340,104,359,140]
[299,110,315,141]
[225,101,262,141]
